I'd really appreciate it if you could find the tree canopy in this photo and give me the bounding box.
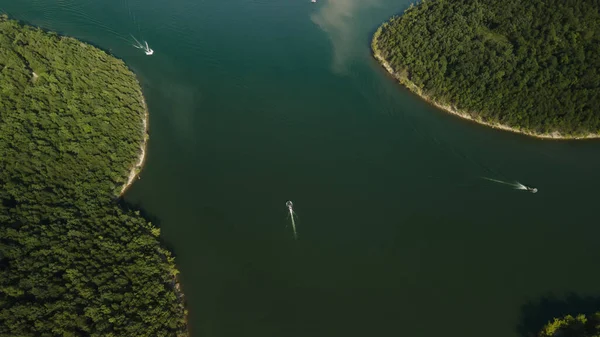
[540,313,600,337]
[372,0,600,137]
[0,16,188,336]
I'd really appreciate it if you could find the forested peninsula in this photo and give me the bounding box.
[372,0,600,139]
[0,16,188,336]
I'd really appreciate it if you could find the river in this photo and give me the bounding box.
[2,0,600,336]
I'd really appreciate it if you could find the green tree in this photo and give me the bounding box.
[540,313,600,337]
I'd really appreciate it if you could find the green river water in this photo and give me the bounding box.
[2,0,600,336]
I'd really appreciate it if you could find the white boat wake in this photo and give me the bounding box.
[482,177,537,193]
[131,35,153,55]
[286,201,298,239]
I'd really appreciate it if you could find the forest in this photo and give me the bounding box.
[540,313,600,337]
[0,16,188,336]
[372,0,600,137]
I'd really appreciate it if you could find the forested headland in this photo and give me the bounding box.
[0,15,188,336]
[372,0,600,139]
[540,313,600,337]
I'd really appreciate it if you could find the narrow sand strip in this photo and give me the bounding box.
[120,90,149,196]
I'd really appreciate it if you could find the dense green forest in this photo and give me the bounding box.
[540,313,600,337]
[0,16,188,336]
[373,0,600,137]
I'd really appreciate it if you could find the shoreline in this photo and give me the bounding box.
[174,275,189,337]
[371,33,600,140]
[119,89,149,196]
[116,88,189,335]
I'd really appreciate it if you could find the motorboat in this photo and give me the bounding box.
[144,41,154,56]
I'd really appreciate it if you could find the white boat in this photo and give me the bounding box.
[144,41,154,56]
[526,186,538,193]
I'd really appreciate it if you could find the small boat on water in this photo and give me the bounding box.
[144,41,154,56]
[131,35,154,56]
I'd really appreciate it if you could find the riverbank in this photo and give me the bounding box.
[120,89,149,196]
[174,275,189,336]
[371,28,600,140]
[117,88,189,335]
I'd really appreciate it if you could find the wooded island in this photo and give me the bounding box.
[372,0,600,138]
[0,16,187,336]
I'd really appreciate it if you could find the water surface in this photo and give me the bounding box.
[3,0,600,336]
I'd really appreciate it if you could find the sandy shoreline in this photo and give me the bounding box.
[119,90,149,196]
[371,48,599,140]
[116,90,189,335]
[116,89,189,334]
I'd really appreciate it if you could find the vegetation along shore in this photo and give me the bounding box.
[120,90,149,196]
[372,0,600,139]
[0,15,188,336]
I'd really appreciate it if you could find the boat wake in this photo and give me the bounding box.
[130,34,153,55]
[286,201,298,239]
[482,177,537,193]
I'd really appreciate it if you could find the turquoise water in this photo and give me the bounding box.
[3,0,600,336]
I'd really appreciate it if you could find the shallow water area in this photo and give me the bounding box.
[3,0,600,336]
